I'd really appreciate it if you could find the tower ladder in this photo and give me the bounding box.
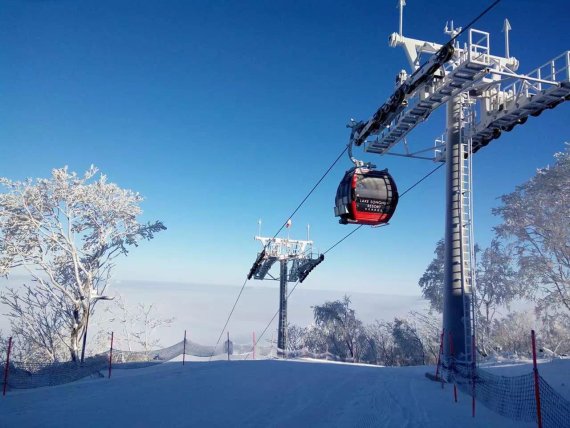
[460,95,476,365]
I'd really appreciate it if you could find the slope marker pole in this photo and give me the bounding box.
[435,328,444,381]
[449,332,457,403]
[531,330,543,428]
[183,330,187,366]
[3,337,12,396]
[108,332,114,379]
[471,334,476,418]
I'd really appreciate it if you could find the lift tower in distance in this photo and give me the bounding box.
[248,231,324,354]
[347,1,569,367]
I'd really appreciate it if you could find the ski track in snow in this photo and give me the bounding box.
[0,359,545,427]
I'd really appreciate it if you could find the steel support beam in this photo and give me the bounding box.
[443,95,471,366]
[277,259,288,351]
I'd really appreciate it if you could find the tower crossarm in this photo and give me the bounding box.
[469,51,570,153]
[348,38,456,149]
[365,57,488,155]
[254,257,278,280]
[363,29,522,157]
[249,235,324,281]
[254,236,314,258]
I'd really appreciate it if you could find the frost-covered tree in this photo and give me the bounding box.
[107,296,173,357]
[2,285,68,362]
[0,330,9,356]
[419,238,520,355]
[391,318,425,366]
[493,146,570,314]
[419,240,479,312]
[0,166,166,361]
[419,240,518,316]
[106,294,137,352]
[539,311,570,355]
[312,295,363,359]
[303,324,327,355]
[131,303,174,355]
[366,321,396,366]
[488,309,569,358]
[408,310,441,364]
[491,311,534,356]
[475,239,518,353]
[285,323,307,351]
[418,240,445,312]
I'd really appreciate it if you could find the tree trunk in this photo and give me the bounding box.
[70,328,80,362]
[69,301,88,362]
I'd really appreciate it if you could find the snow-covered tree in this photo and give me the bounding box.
[534,303,570,356]
[106,294,137,352]
[107,295,174,357]
[131,303,174,356]
[303,324,327,355]
[366,321,396,365]
[2,285,68,362]
[419,239,514,315]
[0,330,9,357]
[491,311,534,356]
[408,310,441,364]
[493,146,570,314]
[285,323,307,351]
[419,238,522,355]
[391,318,425,366]
[0,166,166,361]
[475,239,518,354]
[312,295,363,359]
[418,239,445,312]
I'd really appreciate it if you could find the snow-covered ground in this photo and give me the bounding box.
[3,358,565,427]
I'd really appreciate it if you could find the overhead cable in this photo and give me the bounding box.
[210,145,348,360]
[247,162,445,358]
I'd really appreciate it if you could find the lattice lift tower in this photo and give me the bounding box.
[347,0,569,367]
[248,231,324,352]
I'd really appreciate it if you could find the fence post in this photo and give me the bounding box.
[449,332,457,403]
[183,330,187,366]
[471,334,476,418]
[3,337,12,397]
[108,332,114,379]
[227,332,230,362]
[252,331,256,360]
[531,330,543,428]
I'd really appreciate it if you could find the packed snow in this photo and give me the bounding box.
[3,357,566,427]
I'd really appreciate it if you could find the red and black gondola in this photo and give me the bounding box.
[334,167,399,225]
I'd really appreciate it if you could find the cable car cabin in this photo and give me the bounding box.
[334,168,399,225]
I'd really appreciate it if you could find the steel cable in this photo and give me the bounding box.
[246,162,445,358]
[209,145,349,360]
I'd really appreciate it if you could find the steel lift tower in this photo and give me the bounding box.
[248,233,324,353]
[347,1,569,367]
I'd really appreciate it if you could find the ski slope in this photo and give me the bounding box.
[1,358,554,427]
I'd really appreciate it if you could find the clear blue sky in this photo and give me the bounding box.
[1,0,568,295]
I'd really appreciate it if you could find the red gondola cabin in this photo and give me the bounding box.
[334,167,399,225]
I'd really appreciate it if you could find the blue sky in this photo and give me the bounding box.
[0,0,568,295]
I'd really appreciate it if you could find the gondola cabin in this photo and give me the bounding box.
[334,167,399,225]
